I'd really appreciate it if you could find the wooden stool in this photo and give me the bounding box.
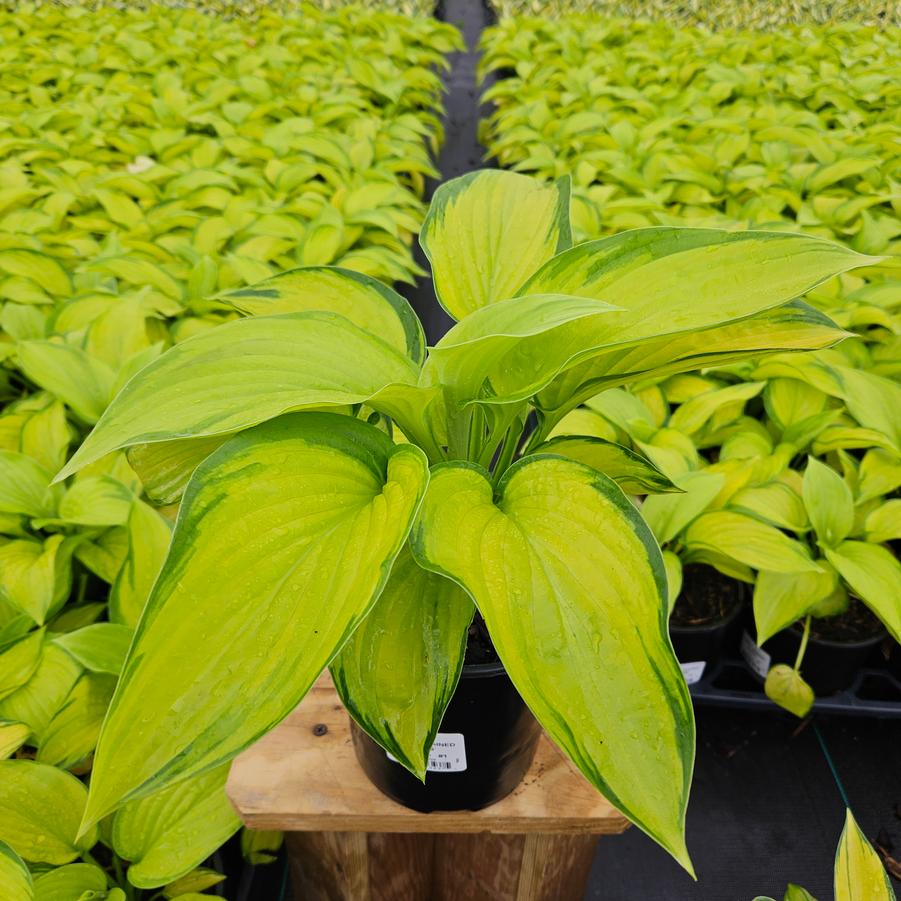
[227,675,630,901]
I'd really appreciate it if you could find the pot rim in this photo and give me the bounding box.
[669,590,744,636]
[459,659,507,679]
[787,619,887,650]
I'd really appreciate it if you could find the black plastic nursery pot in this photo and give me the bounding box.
[351,659,542,813]
[749,603,887,696]
[669,565,746,686]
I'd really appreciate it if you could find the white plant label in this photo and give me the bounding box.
[679,661,706,685]
[387,732,467,773]
[741,630,771,679]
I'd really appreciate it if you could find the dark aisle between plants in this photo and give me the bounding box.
[251,3,901,899]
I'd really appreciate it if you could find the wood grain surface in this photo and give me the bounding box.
[227,673,630,835]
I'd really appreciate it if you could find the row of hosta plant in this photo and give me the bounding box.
[0,5,458,897]
[488,0,901,29]
[0,3,460,325]
[479,16,901,713]
[3,0,438,15]
[479,17,900,255]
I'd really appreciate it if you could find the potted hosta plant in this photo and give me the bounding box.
[751,454,900,713]
[57,170,876,872]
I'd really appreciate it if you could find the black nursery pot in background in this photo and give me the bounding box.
[351,659,542,813]
[669,565,746,684]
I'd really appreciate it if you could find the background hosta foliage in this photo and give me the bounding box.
[0,3,459,895]
[0,2,459,334]
[2,0,438,15]
[488,0,901,30]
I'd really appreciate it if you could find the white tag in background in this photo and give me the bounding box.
[741,630,771,679]
[679,660,706,685]
[387,732,467,773]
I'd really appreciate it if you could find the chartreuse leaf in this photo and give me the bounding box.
[112,765,240,889]
[56,476,134,527]
[684,512,822,574]
[411,458,694,873]
[0,760,97,864]
[239,830,283,867]
[0,841,32,901]
[667,381,764,436]
[163,867,226,896]
[526,436,679,494]
[81,414,428,830]
[32,863,107,901]
[56,312,420,481]
[835,809,897,901]
[784,886,819,901]
[0,451,56,518]
[0,628,44,700]
[754,566,840,645]
[0,721,30,759]
[765,665,814,718]
[642,471,724,545]
[17,342,114,425]
[0,644,82,744]
[53,624,133,675]
[0,536,67,625]
[37,673,117,770]
[126,437,229,506]
[824,542,901,643]
[109,501,172,628]
[662,551,682,616]
[331,544,474,779]
[730,482,808,532]
[865,501,901,544]
[803,458,854,549]
[219,266,426,364]
[420,170,571,320]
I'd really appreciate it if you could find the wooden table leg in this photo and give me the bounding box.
[286,831,600,901]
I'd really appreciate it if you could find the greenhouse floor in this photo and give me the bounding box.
[588,708,901,899]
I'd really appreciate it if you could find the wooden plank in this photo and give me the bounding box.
[227,674,629,835]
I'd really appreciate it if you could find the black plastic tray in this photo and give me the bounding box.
[687,657,901,718]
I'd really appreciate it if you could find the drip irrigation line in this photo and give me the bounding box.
[813,720,851,810]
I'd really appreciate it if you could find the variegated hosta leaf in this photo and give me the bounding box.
[56,312,420,481]
[218,266,426,364]
[526,436,679,494]
[835,809,897,901]
[111,765,241,890]
[126,437,229,506]
[331,544,474,779]
[536,301,850,427]
[520,229,874,348]
[423,292,623,405]
[0,760,98,864]
[81,413,428,831]
[411,457,695,873]
[420,170,572,320]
